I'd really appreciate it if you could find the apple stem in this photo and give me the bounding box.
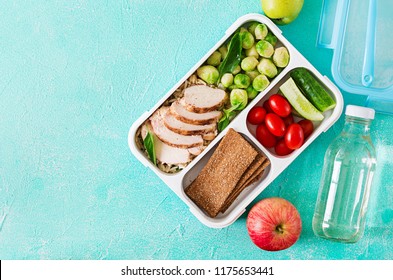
[275,224,284,234]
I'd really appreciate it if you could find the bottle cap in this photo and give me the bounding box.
[345,105,375,120]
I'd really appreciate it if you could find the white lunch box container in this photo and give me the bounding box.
[128,14,344,228]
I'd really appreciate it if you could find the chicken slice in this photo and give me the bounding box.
[170,100,222,125]
[183,85,227,113]
[150,107,203,149]
[141,124,192,165]
[164,111,216,135]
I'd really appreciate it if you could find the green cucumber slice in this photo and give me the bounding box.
[290,68,336,112]
[280,78,324,121]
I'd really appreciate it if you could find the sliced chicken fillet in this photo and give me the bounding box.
[150,107,203,149]
[170,100,221,125]
[141,124,192,165]
[183,85,227,113]
[164,111,216,135]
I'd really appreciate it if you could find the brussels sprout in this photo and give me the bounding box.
[241,56,259,71]
[230,89,248,110]
[252,74,270,91]
[241,31,255,50]
[218,45,228,60]
[240,27,248,33]
[245,70,260,81]
[265,32,277,46]
[257,58,278,78]
[207,51,222,66]
[245,45,259,58]
[197,65,219,84]
[272,47,290,68]
[246,86,259,99]
[248,22,259,36]
[255,40,274,58]
[221,73,234,88]
[255,24,268,40]
[234,73,251,89]
[231,64,241,75]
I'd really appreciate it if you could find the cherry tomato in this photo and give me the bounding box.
[275,139,294,156]
[263,100,274,114]
[265,113,286,137]
[256,124,277,148]
[247,106,266,125]
[298,119,314,139]
[282,114,294,127]
[268,94,291,117]
[285,123,304,150]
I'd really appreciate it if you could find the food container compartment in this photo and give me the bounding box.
[246,67,342,159]
[182,132,273,224]
[128,13,344,228]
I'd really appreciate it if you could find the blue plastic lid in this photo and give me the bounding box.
[317,0,393,112]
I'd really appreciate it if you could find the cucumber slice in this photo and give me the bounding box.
[291,68,336,112]
[280,78,324,121]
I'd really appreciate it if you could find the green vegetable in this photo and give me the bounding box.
[143,131,157,165]
[255,24,268,40]
[280,78,324,121]
[255,40,274,58]
[234,74,251,89]
[230,88,248,110]
[247,86,259,99]
[207,51,222,66]
[218,31,243,80]
[265,32,277,46]
[257,58,278,78]
[245,70,260,81]
[290,68,336,112]
[197,65,219,84]
[218,45,228,60]
[231,64,241,75]
[245,45,259,58]
[241,56,259,71]
[248,22,259,36]
[221,73,234,88]
[252,74,270,91]
[217,106,238,132]
[241,31,255,49]
[273,47,290,68]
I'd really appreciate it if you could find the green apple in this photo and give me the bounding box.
[261,0,304,25]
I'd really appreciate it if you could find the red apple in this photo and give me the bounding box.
[246,197,302,251]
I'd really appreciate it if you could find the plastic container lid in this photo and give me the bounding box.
[317,0,393,114]
[345,105,375,120]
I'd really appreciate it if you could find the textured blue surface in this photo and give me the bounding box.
[0,0,392,260]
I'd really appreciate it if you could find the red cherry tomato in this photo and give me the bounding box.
[298,119,314,139]
[265,113,286,137]
[282,114,294,127]
[256,124,277,148]
[275,139,294,156]
[247,106,266,125]
[268,94,291,117]
[263,100,274,114]
[285,123,304,150]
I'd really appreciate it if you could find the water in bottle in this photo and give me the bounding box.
[312,105,377,243]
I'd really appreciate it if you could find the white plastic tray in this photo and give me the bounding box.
[128,14,343,228]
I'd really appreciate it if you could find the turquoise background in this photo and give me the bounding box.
[0,0,392,260]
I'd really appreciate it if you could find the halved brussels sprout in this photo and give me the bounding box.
[252,74,270,91]
[197,65,219,84]
[257,58,278,78]
[207,51,222,66]
[234,73,251,89]
[255,40,274,58]
[241,56,259,72]
[230,89,248,110]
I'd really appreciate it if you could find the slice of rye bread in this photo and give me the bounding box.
[185,128,258,218]
[220,158,270,213]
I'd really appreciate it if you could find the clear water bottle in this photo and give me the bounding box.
[312,105,377,243]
